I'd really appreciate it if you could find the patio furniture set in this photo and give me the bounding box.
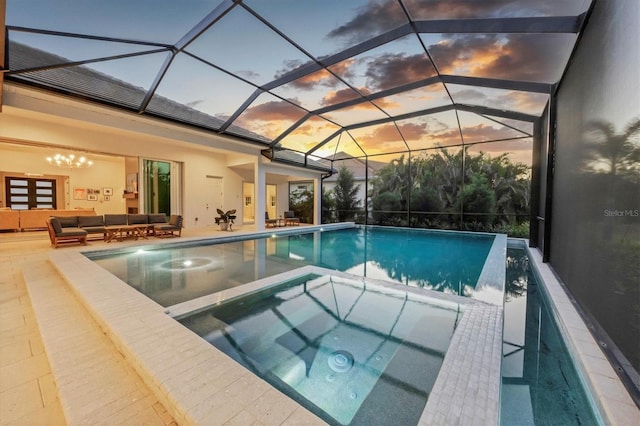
[46,213,183,248]
[265,211,300,228]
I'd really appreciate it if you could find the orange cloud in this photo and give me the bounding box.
[328,0,563,42]
[240,100,305,122]
[321,87,362,106]
[461,124,523,142]
[397,122,430,140]
[328,58,356,78]
[357,123,404,145]
[286,68,338,90]
[429,34,568,83]
[233,99,307,140]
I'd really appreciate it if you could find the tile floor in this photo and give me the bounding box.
[0,226,248,426]
[1,233,67,425]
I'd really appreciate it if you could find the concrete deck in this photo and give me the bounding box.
[0,226,256,425]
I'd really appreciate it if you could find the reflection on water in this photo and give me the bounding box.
[181,274,460,426]
[89,227,494,307]
[501,248,600,425]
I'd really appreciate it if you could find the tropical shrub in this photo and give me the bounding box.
[367,148,531,236]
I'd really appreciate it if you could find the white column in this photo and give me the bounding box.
[255,159,266,231]
[313,178,321,225]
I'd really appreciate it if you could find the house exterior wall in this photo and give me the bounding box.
[0,84,325,228]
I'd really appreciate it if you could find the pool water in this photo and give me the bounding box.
[180,273,462,425]
[88,227,495,307]
[501,248,601,425]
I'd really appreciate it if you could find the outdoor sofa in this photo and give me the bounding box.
[45,213,182,247]
[46,218,87,248]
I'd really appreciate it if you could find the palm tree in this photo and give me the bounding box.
[583,117,640,241]
[584,117,640,177]
[369,147,531,233]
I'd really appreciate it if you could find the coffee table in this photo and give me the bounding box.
[104,225,150,243]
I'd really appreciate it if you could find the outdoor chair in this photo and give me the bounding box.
[154,215,183,238]
[265,212,278,228]
[284,211,300,226]
[46,218,88,248]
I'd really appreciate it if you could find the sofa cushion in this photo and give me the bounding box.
[78,215,104,227]
[104,214,127,226]
[58,228,88,237]
[148,214,168,224]
[56,216,78,228]
[128,214,149,225]
[49,217,63,234]
[82,227,106,235]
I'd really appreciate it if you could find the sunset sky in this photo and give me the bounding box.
[7,0,590,166]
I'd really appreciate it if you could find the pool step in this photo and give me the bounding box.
[500,384,535,425]
[22,260,176,425]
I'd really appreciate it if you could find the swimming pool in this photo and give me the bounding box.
[502,246,602,425]
[180,273,463,425]
[80,225,506,423]
[50,227,602,424]
[87,225,506,307]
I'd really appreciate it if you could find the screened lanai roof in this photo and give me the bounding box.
[4,0,593,170]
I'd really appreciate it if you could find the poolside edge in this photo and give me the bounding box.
[48,250,326,426]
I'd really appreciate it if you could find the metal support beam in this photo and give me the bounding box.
[529,117,543,247]
[542,96,557,262]
[174,0,236,51]
[455,104,539,122]
[0,0,6,112]
[441,74,552,94]
[220,88,262,132]
[414,15,583,34]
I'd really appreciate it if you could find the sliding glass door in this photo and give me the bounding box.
[142,159,182,215]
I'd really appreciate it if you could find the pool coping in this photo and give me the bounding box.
[85,222,355,258]
[165,264,472,320]
[47,225,506,425]
[49,249,325,425]
[475,233,507,306]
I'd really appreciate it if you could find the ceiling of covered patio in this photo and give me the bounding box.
[4,0,594,170]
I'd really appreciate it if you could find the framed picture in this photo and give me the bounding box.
[126,173,138,193]
[104,195,111,201]
[73,187,87,200]
[88,194,98,201]
[103,187,113,196]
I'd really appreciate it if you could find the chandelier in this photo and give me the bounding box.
[46,153,93,169]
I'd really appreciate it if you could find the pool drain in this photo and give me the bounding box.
[328,350,354,373]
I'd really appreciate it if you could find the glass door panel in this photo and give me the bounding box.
[143,159,171,215]
[243,182,255,222]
